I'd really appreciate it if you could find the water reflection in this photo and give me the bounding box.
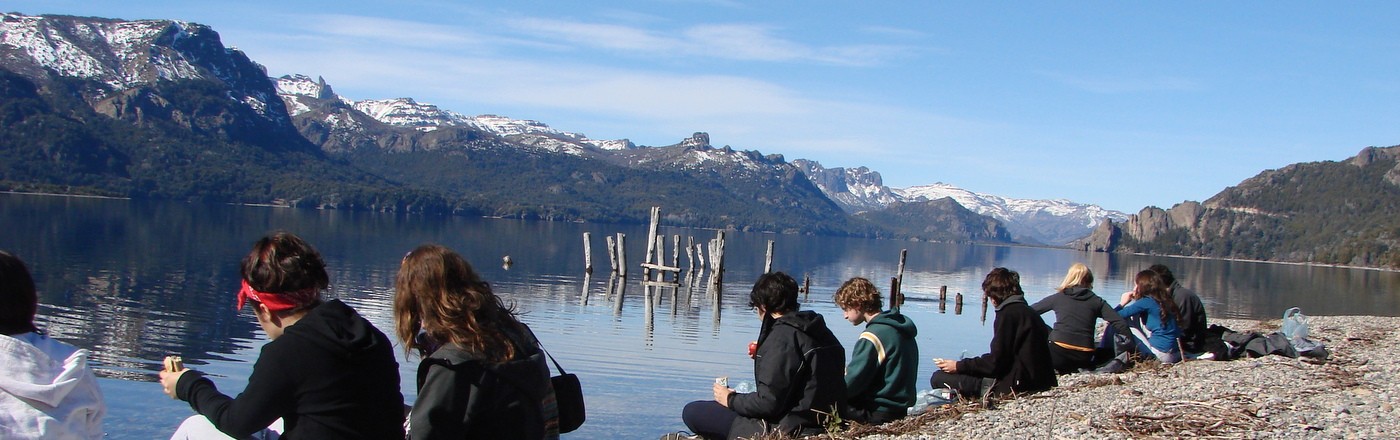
[4,193,1400,439]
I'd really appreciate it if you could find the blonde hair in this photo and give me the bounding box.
[1056,263,1093,292]
[833,277,882,315]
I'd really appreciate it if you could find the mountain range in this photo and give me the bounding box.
[792,160,1127,244]
[4,13,1394,267]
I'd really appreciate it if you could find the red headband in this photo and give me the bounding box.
[237,280,319,312]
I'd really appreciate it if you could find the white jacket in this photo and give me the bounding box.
[0,332,105,439]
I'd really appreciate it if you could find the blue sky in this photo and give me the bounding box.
[8,1,1400,212]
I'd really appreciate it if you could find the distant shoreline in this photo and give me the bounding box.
[2,190,129,200]
[5,191,1396,272]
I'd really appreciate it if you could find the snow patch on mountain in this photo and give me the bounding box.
[3,14,221,88]
[898,183,1128,244]
[273,74,635,155]
[792,159,900,212]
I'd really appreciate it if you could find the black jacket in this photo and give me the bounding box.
[728,310,845,439]
[956,295,1056,395]
[1171,282,1209,353]
[410,322,556,440]
[1031,287,1128,349]
[177,299,405,439]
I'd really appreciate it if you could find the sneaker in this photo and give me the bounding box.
[977,377,996,408]
[660,431,702,440]
[1093,358,1126,374]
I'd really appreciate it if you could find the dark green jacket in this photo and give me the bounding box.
[843,311,919,413]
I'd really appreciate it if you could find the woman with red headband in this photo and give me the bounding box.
[158,232,405,439]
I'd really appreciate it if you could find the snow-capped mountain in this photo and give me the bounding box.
[275,74,633,156]
[792,158,1128,245]
[898,183,1128,245]
[1,13,286,125]
[791,159,902,213]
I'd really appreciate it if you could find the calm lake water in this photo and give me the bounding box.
[2,193,1398,439]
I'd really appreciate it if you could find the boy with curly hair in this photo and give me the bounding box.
[834,277,919,424]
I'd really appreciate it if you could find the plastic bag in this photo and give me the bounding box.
[1281,307,1309,341]
[908,388,956,415]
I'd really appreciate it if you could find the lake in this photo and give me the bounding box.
[2,193,1397,439]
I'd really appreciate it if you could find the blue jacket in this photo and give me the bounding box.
[1117,297,1180,352]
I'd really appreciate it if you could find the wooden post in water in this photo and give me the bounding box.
[696,243,707,271]
[652,235,663,282]
[672,235,681,272]
[939,285,947,302]
[763,240,775,274]
[955,292,964,315]
[890,277,903,311]
[643,206,660,280]
[617,233,627,277]
[981,297,989,324]
[606,235,618,273]
[580,272,591,306]
[802,275,811,300]
[981,292,989,323]
[895,249,907,289]
[709,231,726,290]
[686,237,696,273]
[583,232,593,274]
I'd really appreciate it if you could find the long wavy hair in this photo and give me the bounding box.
[1056,263,1093,293]
[394,244,522,364]
[1133,270,1179,322]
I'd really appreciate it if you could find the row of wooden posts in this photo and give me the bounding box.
[583,206,734,288]
[580,206,984,318]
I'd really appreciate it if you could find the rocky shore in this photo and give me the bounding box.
[850,316,1399,439]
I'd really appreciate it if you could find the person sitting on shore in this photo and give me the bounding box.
[394,244,559,439]
[1113,270,1182,364]
[1150,264,1209,357]
[676,272,846,439]
[0,251,105,439]
[932,268,1056,401]
[832,277,919,425]
[1031,263,1129,374]
[158,232,405,439]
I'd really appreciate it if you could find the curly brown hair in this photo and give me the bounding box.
[833,277,882,315]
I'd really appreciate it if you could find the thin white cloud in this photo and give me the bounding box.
[304,15,487,48]
[1040,71,1201,93]
[502,16,906,66]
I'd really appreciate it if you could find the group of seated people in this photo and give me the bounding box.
[3,232,567,440]
[669,262,1208,440]
[2,233,1208,440]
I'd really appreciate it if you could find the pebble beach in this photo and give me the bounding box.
[849,316,1400,439]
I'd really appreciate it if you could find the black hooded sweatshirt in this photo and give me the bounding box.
[176,299,405,439]
[728,310,845,439]
[956,295,1057,395]
[1171,282,1209,353]
[409,322,557,440]
[1031,287,1129,350]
